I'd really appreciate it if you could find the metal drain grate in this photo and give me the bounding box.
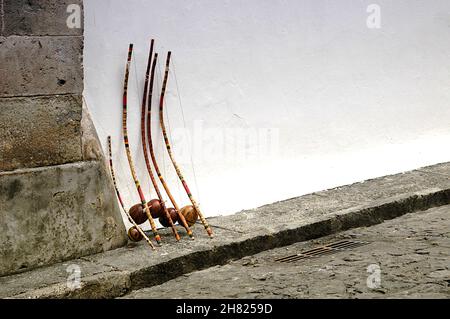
[275,240,369,263]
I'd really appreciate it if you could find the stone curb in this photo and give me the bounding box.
[3,163,450,299]
[127,188,450,293]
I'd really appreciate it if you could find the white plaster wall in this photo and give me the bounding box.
[84,0,450,229]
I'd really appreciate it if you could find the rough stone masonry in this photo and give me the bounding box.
[0,0,127,277]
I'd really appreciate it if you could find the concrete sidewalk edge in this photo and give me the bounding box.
[9,186,450,299]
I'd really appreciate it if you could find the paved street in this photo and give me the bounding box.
[123,205,450,299]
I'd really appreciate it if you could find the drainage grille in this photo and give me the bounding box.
[275,240,369,263]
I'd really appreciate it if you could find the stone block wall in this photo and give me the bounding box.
[0,0,84,171]
[0,0,127,277]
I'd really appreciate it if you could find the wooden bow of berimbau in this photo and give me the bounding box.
[140,40,180,241]
[146,49,195,240]
[159,51,214,238]
[107,136,155,249]
[111,41,214,246]
[122,43,162,245]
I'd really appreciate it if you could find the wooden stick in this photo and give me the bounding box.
[107,136,155,249]
[159,51,213,238]
[147,52,194,239]
[122,43,162,245]
[140,40,180,241]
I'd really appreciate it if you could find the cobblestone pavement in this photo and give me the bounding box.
[123,205,450,299]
